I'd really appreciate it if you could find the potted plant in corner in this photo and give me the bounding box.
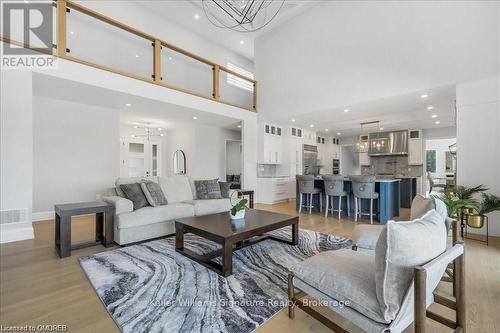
[468,193,500,228]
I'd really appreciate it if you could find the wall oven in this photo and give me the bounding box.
[332,159,340,175]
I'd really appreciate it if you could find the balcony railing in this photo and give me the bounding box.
[4,0,257,112]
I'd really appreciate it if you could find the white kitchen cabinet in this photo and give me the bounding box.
[408,130,423,165]
[359,152,371,166]
[260,123,284,164]
[289,136,302,177]
[256,177,292,204]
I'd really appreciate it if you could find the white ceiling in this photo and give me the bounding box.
[291,85,456,137]
[32,73,242,131]
[254,0,499,134]
[137,0,314,61]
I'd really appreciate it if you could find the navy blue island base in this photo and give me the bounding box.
[295,178,401,224]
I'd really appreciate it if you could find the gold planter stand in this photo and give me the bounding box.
[465,214,489,246]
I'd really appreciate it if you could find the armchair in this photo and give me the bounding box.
[287,210,466,333]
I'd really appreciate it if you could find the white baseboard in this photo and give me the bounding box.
[0,226,34,243]
[32,211,54,222]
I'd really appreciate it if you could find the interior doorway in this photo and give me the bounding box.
[225,140,242,189]
[424,137,456,194]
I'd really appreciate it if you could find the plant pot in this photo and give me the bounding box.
[467,214,485,228]
[462,207,475,216]
[230,209,245,220]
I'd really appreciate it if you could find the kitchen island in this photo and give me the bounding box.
[295,176,401,224]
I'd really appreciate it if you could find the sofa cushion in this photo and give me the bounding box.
[410,195,435,220]
[116,203,194,229]
[158,176,194,203]
[141,181,167,207]
[194,179,222,199]
[115,176,158,197]
[120,183,150,210]
[183,199,232,216]
[291,249,387,324]
[375,210,447,322]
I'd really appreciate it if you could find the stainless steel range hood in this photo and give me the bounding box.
[368,130,408,156]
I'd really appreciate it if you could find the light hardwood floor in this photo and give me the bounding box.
[0,202,498,333]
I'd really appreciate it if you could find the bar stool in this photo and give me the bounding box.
[323,175,350,219]
[297,175,323,214]
[351,175,379,224]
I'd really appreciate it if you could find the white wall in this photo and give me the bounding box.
[425,138,456,178]
[32,97,120,215]
[456,76,500,236]
[226,141,242,175]
[0,70,34,243]
[166,125,241,181]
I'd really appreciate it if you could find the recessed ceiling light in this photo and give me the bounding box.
[435,121,441,125]
[194,14,200,19]
[325,129,329,132]
[125,103,132,107]
[70,31,74,35]
[380,127,384,131]
[193,116,197,120]
[427,106,434,110]
[337,132,341,135]
[291,118,296,122]
[309,124,314,128]
[421,94,428,99]
[130,135,136,138]
[344,109,349,113]
[158,127,163,131]
[133,125,139,129]
[160,133,164,137]
[431,114,438,118]
[168,56,173,60]
[135,54,140,58]
[239,40,245,45]
[237,125,242,128]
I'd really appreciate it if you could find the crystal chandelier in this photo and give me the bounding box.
[202,0,285,32]
[130,125,164,141]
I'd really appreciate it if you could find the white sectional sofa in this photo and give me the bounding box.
[103,175,235,245]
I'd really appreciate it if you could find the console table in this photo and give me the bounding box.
[54,201,114,258]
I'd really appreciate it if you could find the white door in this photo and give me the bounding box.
[121,139,162,177]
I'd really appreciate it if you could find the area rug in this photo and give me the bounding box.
[80,227,351,333]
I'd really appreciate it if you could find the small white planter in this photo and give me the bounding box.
[230,209,245,220]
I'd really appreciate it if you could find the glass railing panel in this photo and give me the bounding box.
[219,69,254,110]
[66,8,153,80]
[161,47,213,98]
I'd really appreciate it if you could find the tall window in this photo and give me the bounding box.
[227,63,254,92]
[426,150,436,173]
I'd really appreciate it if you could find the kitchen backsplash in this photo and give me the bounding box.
[361,156,423,177]
[257,164,290,178]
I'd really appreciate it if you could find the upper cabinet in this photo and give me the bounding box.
[260,123,283,164]
[408,130,423,165]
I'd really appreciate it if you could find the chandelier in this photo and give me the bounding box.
[130,125,164,141]
[354,121,381,153]
[202,0,285,32]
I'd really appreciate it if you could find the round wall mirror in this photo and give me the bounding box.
[173,150,186,174]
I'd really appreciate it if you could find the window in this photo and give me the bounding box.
[426,150,436,173]
[227,63,254,92]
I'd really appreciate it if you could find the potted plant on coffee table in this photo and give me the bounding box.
[230,196,248,220]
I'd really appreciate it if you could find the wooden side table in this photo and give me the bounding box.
[54,201,114,258]
[237,190,254,208]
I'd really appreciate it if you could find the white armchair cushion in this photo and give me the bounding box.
[102,196,133,215]
[375,209,447,322]
[291,249,388,324]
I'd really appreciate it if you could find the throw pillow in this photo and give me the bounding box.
[410,195,435,220]
[219,181,231,198]
[374,210,447,322]
[140,181,167,207]
[194,179,222,199]
[120,183,150,210]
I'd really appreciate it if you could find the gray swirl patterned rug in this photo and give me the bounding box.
[80,227,351,333]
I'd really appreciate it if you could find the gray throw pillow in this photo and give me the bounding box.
[219,181,231,199]
[120,183,149,210]
[194,179,222,199]
[375,210,447,322]
[140,181,167,207]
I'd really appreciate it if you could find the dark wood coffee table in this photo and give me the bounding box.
[175,209,298,277]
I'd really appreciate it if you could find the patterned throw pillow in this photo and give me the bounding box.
[120,183,149,210]
[194,179,222,200]
[218,181,231,199]
[140,181,167,207]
